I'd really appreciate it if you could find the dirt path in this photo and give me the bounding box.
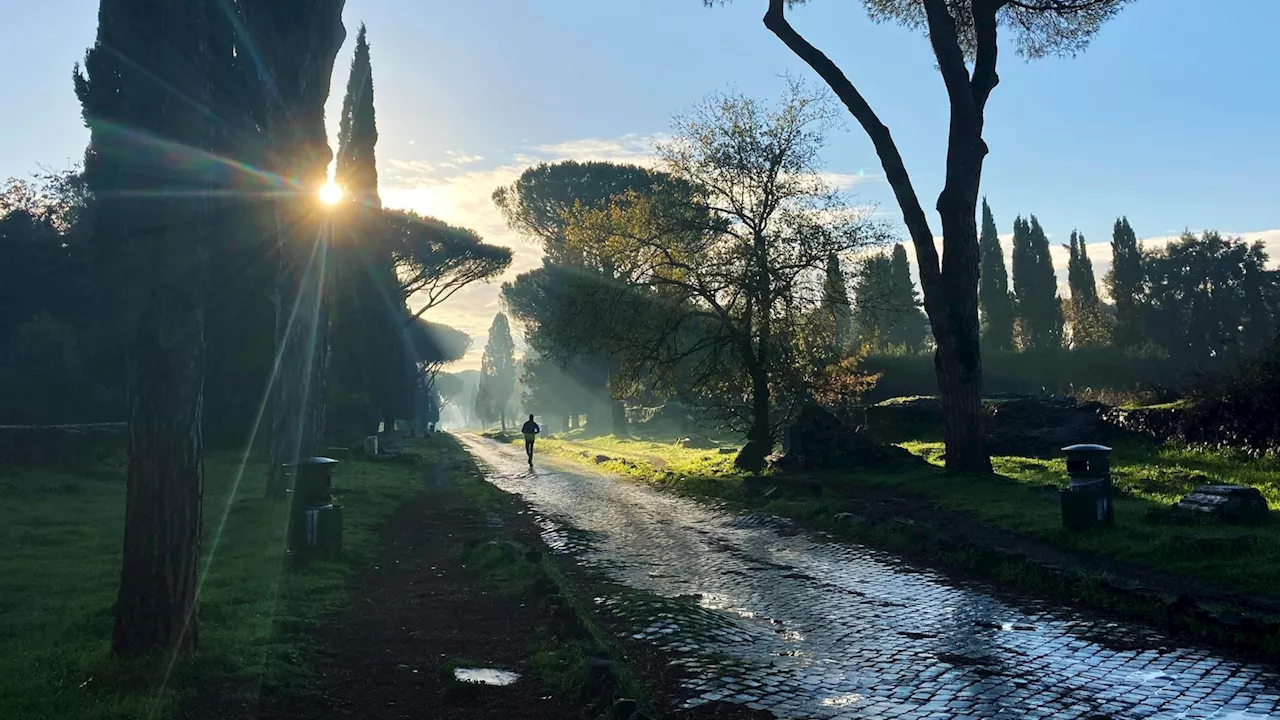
[186,454,583,720]
[460,434,1280,720]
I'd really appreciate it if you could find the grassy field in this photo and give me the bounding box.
[0,442,446,720]
[526,431,1280,598]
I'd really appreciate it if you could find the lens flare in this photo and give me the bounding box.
[318,181,343,205]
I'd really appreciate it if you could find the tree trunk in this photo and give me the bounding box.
[569,414,578,430]
[749,363,770,446]
[242,0,346,496]
[750,229,772,448]
[500,411,506,432]
[114,291,205,655]
[932,309,988,472]
[267,234,330,498]
[110,0,209,658]
[734,362,772,472]
[931,80,993,473]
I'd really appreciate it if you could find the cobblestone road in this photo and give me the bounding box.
[457,435,1280,720]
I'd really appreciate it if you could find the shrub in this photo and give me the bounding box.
[862,347,1190,403]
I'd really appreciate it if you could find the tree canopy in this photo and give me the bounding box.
[387,209,513,319]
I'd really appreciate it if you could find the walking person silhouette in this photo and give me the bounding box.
[521,414,540,466]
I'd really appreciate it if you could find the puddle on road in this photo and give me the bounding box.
[452,667,520,686]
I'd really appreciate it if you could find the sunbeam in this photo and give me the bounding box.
[146,223,333,720]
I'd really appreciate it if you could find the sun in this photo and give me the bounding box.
[318,181,343,206]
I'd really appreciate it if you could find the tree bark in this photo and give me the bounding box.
[241,0,346,496]
[932,202,989,472]
[112,0,209,656]
[749,363,770,446]
[114,290,205,655]
[749,228,773,448]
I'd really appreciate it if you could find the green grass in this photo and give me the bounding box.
[888,439,1280,596]
[0,440,446,720]
[533,434,745,499]
[529,429,1280,599]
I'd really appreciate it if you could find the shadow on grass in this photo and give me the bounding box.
[0,435,465,720]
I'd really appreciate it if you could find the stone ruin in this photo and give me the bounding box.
[865,394,1113,458]
[1175,484,1270,524]
[769,404,916,471]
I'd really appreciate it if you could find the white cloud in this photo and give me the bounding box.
[379,134,667,369]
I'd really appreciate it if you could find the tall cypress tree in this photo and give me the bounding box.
[886,243,929,351]
[1107,217,1145,349]
[1012,215,1063,350]
[819,252,852,355]
[1066,230,1098,302]
[75,0,212,656]
[478,313,517,431]
[330,25,410,439]
[978,198,1014,351]
[852,252,895,348]
[1065,231,1108,347]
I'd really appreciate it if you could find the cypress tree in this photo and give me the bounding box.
[1065,231,1108,347]
[478,313,517,431]
[819,252,852,355]
[75,0,212,656]
[1107,217,1145,349]
[331,25,410,439]
[1012,215,1063,350]
[336,25,380,211]
[886,243,929,351]
[977,198,1014,351]
[852,252,895,348]
[1066,230,1098,303]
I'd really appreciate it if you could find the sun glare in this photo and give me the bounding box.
[318,181,343,206]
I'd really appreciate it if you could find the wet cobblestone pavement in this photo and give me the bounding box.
[458,436,1280,719]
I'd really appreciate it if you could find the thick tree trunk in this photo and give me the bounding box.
[735,362,772,472]
[114,292,205,655]
[267,237,330,498]
[749,363,770,446]
[242,0,346,496]
[931,71,993,473]
[110,0,209,658]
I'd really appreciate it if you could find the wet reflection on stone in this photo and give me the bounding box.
[462,436,1280,719]
[453,667,520,686]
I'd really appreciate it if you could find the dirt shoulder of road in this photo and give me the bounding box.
[533,435,1280,664]
[179,434,780,720]
[180,435,639,720]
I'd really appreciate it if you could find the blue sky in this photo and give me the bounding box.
[4,1,1278,367]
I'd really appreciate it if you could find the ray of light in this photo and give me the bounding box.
[147,221,333,720]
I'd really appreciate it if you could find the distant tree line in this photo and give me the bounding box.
[977,199,1279,363]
